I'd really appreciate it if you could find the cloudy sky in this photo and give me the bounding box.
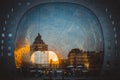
[16,3,103,58]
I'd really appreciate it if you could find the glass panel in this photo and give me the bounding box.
[14,3,104,77]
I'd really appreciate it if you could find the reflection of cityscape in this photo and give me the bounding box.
[17,33,103,77]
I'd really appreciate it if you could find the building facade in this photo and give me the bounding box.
[68,48,89,69]
[30,33,48,53]
[30,33,59,68]
[30,33,48,68]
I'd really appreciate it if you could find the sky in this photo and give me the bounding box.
[15,3,103,58]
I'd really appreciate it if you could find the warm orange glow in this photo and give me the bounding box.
[30,51,48,64]
[52,58,58,62]
[30,51,59,65]
[84,63,89,69]
[48,51,59,65]
[15,37,59,68]
[14,39,30,68]
[82,53,89,69]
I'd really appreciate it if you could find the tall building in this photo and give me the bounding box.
[30,33,59,68]
[68,48,89,69]
[30,33,48,68]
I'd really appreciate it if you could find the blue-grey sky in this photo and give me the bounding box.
[16,3,103,58]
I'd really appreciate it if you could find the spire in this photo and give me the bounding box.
[31,33,48,51]
[33,33,43,44]
[37,33,41,39]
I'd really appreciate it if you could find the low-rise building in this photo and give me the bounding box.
[68,48,89,69]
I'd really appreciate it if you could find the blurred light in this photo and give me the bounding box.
[114,33,117,38]
[14,39,30,68]
[8,46,12,50]
[1,33,5,37]
[113,27,116,31]
[115,40,117,44]
[1,40,4,44]
[112,21,114,25]
[8,33,12,37]
[8,53,12,56]
[109,14,112,19]
[30,51,59,65]
[11,8,14,12]
[105,8,108,12]
[4,20,7,25]
[26,2,31,6]
[3,27,6,31]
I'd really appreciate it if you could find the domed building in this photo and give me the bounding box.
[30,33,48,68]
[30,33,59,68]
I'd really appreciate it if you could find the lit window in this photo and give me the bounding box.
[1,40,4,44]
[8,46,12,50]
[27,2,31,5]
[1,33,5,37]
[113,27,116,31]
[4,20,7,25]
[112,21,114,25]
[8,53,12,56]
[11,8,14,12]
[115,40,117,44]
[8,33,12,37]
[109,14,112,19]
[3,27,6,31]
[105,8,108,12]
[114,33,117,38]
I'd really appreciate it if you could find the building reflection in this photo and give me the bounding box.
[67,48,103,75]
[16,33,103,77]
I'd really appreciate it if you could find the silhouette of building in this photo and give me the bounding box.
[30,33,48,68]
[30,33,48,53]
[87,51,103,74]
[30,33,59,69]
